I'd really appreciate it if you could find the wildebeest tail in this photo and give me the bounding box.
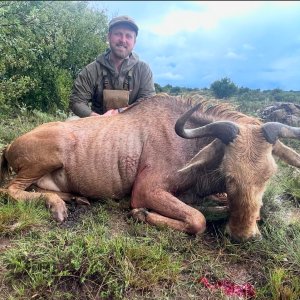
[0,146,11,184]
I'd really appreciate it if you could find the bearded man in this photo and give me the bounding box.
[69,15,156,117]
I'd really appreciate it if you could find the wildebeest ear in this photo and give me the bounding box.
[272,140,300,168]
[178,139,225,173]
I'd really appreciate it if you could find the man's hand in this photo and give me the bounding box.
[103,109,119,116]
[103,107,128,116]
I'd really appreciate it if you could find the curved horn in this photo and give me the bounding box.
[262,122,300,144]
[273,141,300,168]
[175,104,239,145]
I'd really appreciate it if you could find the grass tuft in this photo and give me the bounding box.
[0,197,49,237]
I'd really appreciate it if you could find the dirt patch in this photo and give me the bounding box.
[59,198,133,235]
[0,238,13,300]
[284,207,300,224]
[59,202,92,229]
[0,237,12,253]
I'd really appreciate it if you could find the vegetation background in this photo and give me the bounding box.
[1,1,300,118]
[1,1,300,300]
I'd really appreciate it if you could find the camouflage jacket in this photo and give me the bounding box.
[69,49,156,117]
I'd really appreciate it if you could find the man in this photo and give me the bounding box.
[69,15,156,117]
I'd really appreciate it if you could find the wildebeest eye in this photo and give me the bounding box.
[226,175,235,184]
[225,176,237,192]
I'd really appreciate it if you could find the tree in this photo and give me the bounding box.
[0,1,108,113]
[210,77,238,99]
[163,84,173,93]
[154,83,163,93]
[170,86,181,95]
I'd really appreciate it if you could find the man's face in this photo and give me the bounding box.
[108,25,136,59]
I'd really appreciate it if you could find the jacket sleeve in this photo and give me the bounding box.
[69,65,96,117]
[136,62,156,100]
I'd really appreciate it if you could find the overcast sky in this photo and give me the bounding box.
[91,1,300,91]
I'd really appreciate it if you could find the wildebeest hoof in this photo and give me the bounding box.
[72,196,90,206]
[47,199,68,223]
[128,208,149,222]
[54,207,68,223]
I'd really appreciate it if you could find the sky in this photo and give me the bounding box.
[91,1,300,91]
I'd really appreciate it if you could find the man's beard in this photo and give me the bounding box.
[111,44,130,59]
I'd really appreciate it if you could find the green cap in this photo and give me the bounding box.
[109,15,139,36]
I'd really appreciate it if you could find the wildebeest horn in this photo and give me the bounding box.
[175,103,239,144]
[262,122,300,144]
[273,141,300,168]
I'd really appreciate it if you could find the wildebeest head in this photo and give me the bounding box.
[175,103,300,242]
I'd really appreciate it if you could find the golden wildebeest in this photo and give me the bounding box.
[1,94,300,241]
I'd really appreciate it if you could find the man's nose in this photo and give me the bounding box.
[119,35,126,43]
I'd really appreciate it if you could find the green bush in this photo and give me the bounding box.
[0,1,108,113]
[210,77,238,99]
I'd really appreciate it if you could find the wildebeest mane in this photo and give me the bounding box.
[133,93,262,126]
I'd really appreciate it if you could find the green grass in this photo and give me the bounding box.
[0,108,66,148]
[1,185,300,299]
[1,204,181,300]
[0,197,50,237]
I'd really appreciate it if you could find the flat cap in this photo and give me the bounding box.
[109,15,139,36]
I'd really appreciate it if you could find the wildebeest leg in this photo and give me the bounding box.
[27,185,90,205]
[131,189,206,235]
[0,176,68,222]
[1,143,70,222]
